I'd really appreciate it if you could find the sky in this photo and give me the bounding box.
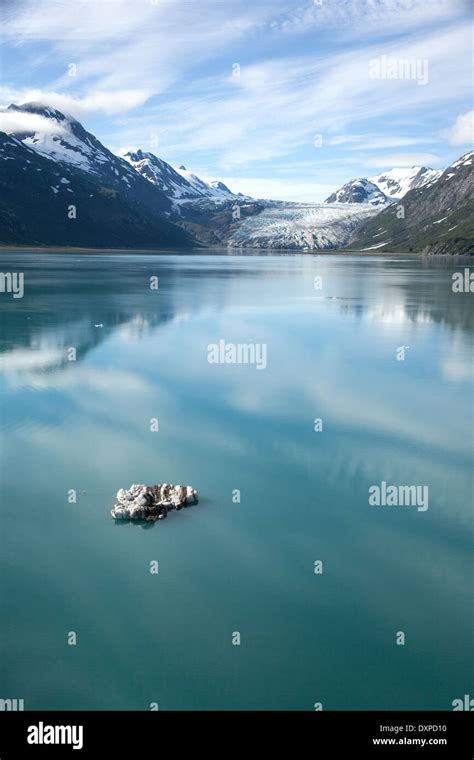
[0,0,473,202]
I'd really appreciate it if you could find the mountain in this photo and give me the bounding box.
[0,103,193,247]
[350,151,474,254]
[120,150,206,207]
[369,166,442,200]
[121,150,240,211]
[0,101,471,253]
[324,178,388,206]
[120,150,263,245]
[173,165,239,203]
[325,166,443,206]
[7,102,126,174]
[209,180,234,194]
[4,102,174,217]
[0,101,258,248]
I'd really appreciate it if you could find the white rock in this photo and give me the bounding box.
[111,482,198,520]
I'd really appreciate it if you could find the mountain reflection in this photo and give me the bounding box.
[0,252,471,378]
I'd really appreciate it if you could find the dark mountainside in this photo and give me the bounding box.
[350,152,474,255]
[0,102,194,248]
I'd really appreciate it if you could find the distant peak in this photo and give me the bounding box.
[324,177,388,206]
[122,149,166,166]
[125,148,145,159]
[210,180,232,192]
[179,165,187,170]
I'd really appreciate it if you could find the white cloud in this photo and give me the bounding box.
[0,87,150,117]
[0,0,471,186]
[0,111,65,135]
[449,110,474,145]
[442,354,474,381]
[1,0,271,96]
[105,21,471,171]
[280,0,466,37]
[0,347,64,371]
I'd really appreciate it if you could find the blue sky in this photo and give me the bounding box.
[0,0,472,201]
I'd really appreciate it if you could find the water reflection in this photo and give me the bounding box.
[0,252,472,710]
[0,254,471,374]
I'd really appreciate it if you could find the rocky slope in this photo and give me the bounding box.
[350,151,474,255]
[326,166,443,206]
[324,178,388,206]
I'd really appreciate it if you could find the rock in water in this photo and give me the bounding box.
[111,483,198,521]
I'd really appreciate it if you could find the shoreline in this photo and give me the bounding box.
[0,244,470,257]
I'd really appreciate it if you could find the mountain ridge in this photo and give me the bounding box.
[121,148,242,212]
[325,165,444,206]
[0,101,472,252]
[349,151,474,254]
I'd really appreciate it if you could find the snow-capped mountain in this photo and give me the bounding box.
[351,150,474,254]
[121,150,204,204]
[324,178,388,206]
[0,100,471,252]
[369,166,442,200]
[121,150,241,212]
[209,180,234,195]
[1,102,173,215]
[6,102,136,178]
[442,149,474,177]
[0,103,193,247]
[325,166,443,207]
[174,165,237,201]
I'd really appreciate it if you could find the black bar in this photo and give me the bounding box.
[0,710,472,757]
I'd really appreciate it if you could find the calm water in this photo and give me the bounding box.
[0,252,472,711]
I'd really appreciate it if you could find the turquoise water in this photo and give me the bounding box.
[0,252,472,710]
